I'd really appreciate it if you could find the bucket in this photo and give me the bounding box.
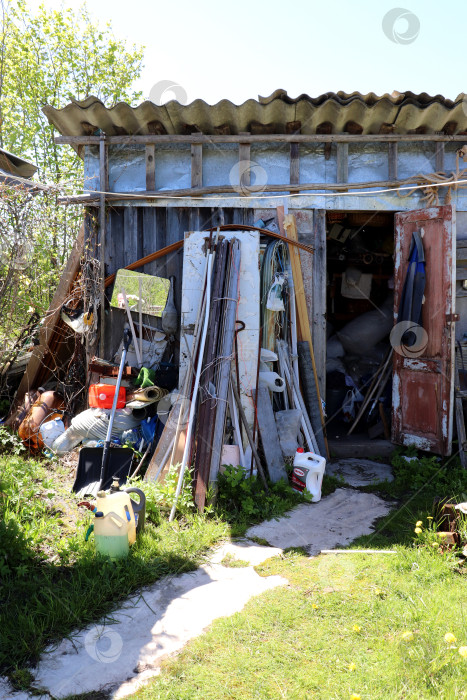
[291,448,326,503]
[89,384,126,409]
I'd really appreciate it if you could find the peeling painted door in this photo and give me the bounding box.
[392,205,456,455]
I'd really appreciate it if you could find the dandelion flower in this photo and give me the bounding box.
[427,516,433,521]
[445,633,457,644]
[414,527,422,534]
[416,520,423,527]
[431,542,439,548]
[401,631,414,641]
[348,662,357,671]
[350,695,361,700]
[375,588,381,595]
[459,646,467,658]
[312,603,319,609]
[353,625,361,632]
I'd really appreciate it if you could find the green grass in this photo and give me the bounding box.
[0,437,309,682]
[220,553,249,568]
[0,447,228,677]
[132,548,467,699]
[128,449,467,700]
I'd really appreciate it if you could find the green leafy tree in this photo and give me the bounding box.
[0,1,145,395]
[0,0,144,183]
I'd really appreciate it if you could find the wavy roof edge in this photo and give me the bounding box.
[43,90,467,139]
[0,148,37,179]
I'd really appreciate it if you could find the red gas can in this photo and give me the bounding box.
[89,384,126,409]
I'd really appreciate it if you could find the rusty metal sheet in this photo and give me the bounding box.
[392,205,455,455]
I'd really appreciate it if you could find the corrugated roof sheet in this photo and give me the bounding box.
[43,90,467,139]
[0,148,37,178]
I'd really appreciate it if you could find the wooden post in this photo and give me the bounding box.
[312,210,327,400]
[145,144,156,190]
[388,142,398,180]
[239,132,251,193]
[191,142,203,188]
[290,143,300,186]
[99,136,108,357]
[336,142,348,183]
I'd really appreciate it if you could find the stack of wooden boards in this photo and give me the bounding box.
[145,214,329,514]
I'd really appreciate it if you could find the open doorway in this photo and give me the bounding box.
[325,211,395,455]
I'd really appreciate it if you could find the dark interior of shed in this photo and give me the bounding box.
[325,211,395,451]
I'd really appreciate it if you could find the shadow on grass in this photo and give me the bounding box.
[0,516,219,679]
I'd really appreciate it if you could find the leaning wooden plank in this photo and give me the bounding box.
[455,350,467,470]
[254,385,288,483]
[144,403,180,481]
[8,224,85,416]
[455,397,467,470]
[281,212,329,459]
[297,341,327,457]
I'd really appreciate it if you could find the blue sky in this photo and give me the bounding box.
[34,0,467,104]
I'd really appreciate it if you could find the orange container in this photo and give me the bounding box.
[89,384,126,409]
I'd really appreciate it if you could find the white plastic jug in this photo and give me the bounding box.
[291,448,326,503]
[96,489,136,545]
[93,511,129,560]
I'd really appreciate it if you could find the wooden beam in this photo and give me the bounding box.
[436,142,445,172]
[59,171,442,206]
[55,134,467,145]
[145,144,156,190]
[191,142,203,188]
[336,142,348,183]
[388,142,398,180]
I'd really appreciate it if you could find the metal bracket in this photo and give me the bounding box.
[447,313,460,323]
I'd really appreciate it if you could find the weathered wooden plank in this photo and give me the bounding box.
[145,144,156,190]
[56,134,467,145]
[123,207,139,269]
[388,142,398,180]
[336,142,348,183]
[191,143,203,188]
[254,386,288,483]
[312,210,327,399]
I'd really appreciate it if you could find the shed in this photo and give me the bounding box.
[40,90,467,459]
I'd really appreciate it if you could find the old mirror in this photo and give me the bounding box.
[110,269,170,317]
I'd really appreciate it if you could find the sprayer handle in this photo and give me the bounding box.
[123,328,132,352]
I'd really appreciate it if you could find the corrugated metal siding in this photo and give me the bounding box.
[43,91,467,139]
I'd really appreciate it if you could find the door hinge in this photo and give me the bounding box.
[446,313,460,323]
